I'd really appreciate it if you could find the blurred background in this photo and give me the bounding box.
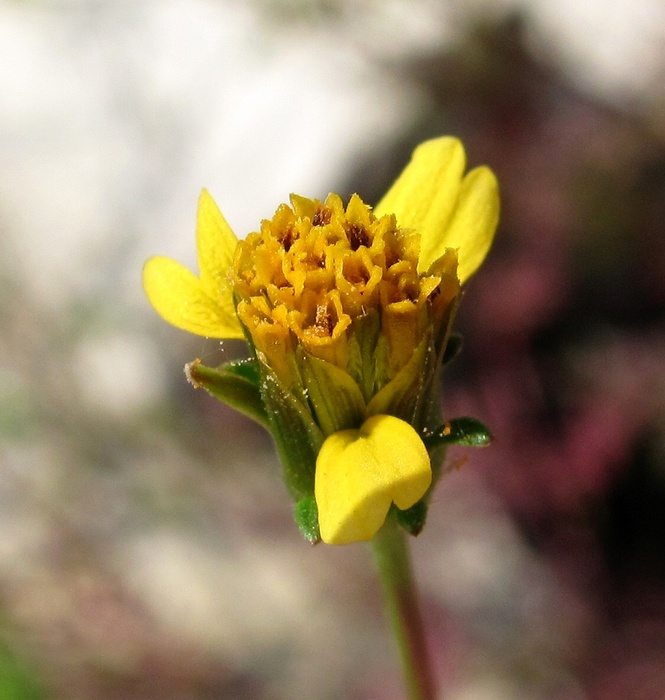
[2,0,665,698]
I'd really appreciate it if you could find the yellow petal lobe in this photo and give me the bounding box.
[142,189,244,339]
[197,189,239,299]
[423,165,499,282]
[315,415,431,545]
[142,255,243,338]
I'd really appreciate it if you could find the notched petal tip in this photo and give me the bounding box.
[143,189,245,340]
[315,415,431,545]
[373,135,499,282]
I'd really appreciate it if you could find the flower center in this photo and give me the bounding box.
[232,193,458,385]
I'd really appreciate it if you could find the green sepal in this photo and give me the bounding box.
[294,496,321,544]
[366,333,431,422]
[423,417,493,449]
[393,500,428,536]
[346,310,381,403]
[298,349,366,436]
[258,359,324,500]
[185,358,268,428]
[442,332,463,366]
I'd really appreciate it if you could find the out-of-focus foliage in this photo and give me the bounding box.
[0,642,44,700]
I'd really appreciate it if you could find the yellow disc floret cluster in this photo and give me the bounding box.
[232,192,460,387]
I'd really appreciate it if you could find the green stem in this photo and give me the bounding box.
[371,518,436,700]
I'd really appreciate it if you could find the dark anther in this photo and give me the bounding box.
[313,206,332,227]
[281,226,295,252]
[347,224,370,251]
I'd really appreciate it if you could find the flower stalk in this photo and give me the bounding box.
[372,518,435,700]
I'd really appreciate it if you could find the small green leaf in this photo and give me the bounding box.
[186,358,268,428]
[442,333,463,366]
[393,500,428,536]
[423,417,493,449]
[294,496,320,543]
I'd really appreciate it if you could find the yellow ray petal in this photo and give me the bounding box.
[374,137,499,283]
[143,255,243,338]
[421,165,499,283]
[315,415,431,545]
[374,136,465,254]
[196,189,239,299]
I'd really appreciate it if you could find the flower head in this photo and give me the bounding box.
[231,191,460,392]
[143,136,499,545]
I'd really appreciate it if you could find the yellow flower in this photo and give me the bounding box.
[143,136,499,545]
